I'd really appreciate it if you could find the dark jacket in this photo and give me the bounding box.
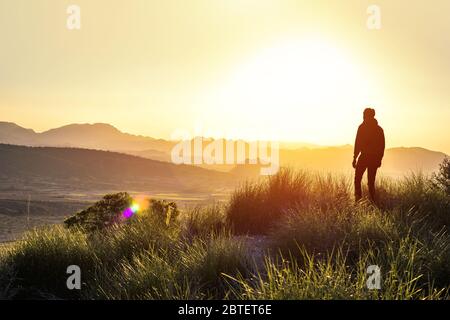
[354,118,385,165]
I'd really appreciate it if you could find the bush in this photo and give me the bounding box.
[64,192,132,231]
[149,199,180,226]
[227,169,312,234]
[432,156,450,196]
[64,194,181,232]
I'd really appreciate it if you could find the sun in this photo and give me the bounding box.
[202,38,378,144]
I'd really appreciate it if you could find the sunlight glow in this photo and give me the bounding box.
[203,38,378,143]
[122,197,149,219]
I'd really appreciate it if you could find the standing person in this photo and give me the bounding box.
[353,108,385,202]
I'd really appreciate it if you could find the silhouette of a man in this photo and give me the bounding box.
[353,108,385,202]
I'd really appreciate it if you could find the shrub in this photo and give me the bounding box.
[64,192,132,231]
[63,194,181,232]
[149,199,180,226]
[227,168,312,234]
[432,156,450,196]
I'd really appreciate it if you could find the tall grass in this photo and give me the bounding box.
[0,214,249,299]
[85,232,249,300]
[0,167,449,300]
[227,169,316,234]
[181,204,227,238]
[227,242,447,300]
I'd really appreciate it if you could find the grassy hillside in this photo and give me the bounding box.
[0,144,234,193]
[0,165,449,300]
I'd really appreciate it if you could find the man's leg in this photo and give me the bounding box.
[354,160,366,202]
[367,166,378,202]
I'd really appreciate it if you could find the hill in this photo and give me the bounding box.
[0,144,235,197]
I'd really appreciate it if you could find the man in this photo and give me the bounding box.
[353,108,385,202]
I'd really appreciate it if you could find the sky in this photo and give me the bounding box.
[0,0,449,153]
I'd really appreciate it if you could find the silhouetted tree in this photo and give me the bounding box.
[64,192,132,231]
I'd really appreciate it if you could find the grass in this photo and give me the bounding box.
[0,167,449,300]
[84,232,249,300]
[226,242,447,300]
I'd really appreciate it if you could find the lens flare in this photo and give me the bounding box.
[122,197,149,219]
[122,207,134,219]
[131,203,140,213]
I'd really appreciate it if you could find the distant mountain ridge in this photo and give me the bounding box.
[280,145,447,177]
[0,122,175,152]
[0,122,447,177]
[0,122,39,145]
[0,122,323,154]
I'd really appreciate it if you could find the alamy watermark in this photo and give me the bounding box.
[367,4,382,30]
[67,4,81,30]
[64,4,379,31]
[170,129,280,176]
[366,265,381,290]
[66,265,81,290]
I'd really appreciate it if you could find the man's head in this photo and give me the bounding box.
[363,108,376,121]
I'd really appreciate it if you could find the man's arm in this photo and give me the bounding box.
[354,126,362,159]
[377,128,385,167]
[353,126,362,168]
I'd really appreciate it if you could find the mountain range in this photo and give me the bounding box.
[0,121,447,177]
[0,121,175,152]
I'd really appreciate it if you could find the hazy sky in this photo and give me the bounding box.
[1,0,449,153]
